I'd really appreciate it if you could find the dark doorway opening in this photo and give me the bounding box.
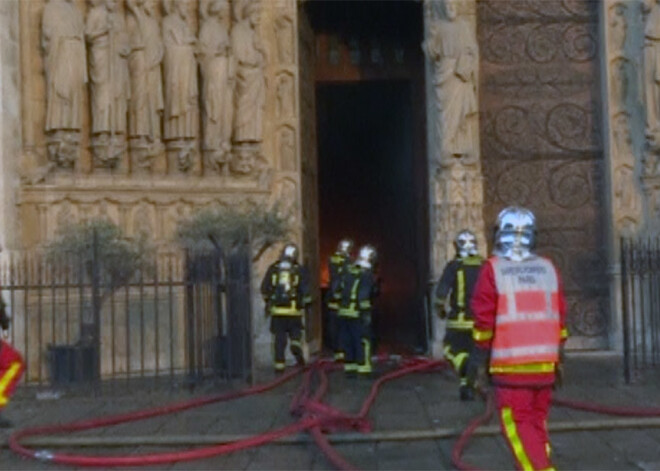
[316,81,428,353]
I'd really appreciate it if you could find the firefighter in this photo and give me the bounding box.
[468,206,568,471]
[0,296,25,428]
[261,243,312,372]
[336,245,378,376]
[326,238,354,361]
[435,229,484,401]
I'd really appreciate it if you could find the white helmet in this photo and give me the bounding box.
[494,206,536,261]
[355,245,377,270]
[454,230,478,258]
[280,242,299,263]
[337,238,354,257]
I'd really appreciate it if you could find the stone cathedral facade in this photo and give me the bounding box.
[0,0,655,366]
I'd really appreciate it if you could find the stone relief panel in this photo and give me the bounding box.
[479,0,608,346]
[22,0,290,183]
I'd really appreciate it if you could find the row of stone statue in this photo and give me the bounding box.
[42,0,266,175]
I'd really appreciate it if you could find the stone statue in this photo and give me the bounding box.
[275,15,294,64]
[85,0,131,170]
[198,0,234,175]
[41,0,87,169]
[162,0,199,173]
[644,0,660,150]
[126,0,165,171]
[231,0,266,146]
[424,0,478,166]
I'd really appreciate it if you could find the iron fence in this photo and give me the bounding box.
[621,237,660,383]
[1,245,252,391]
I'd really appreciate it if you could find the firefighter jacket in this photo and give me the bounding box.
[261,261,312,317]
[327,252,350,310]
[435,255,484,330]
[336,264,377,319]
[470,255,569,387]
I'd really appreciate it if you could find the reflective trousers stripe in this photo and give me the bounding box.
[501,407,534,471]
[0,361,21,406]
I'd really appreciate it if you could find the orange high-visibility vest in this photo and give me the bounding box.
[490,256,561,369]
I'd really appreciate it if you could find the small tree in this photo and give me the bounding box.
[176,203,290,261]
[47,218,154,344]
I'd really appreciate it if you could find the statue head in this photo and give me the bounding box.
[209,0,229,19]
[175,0,188,19]
[106,0,118,12]
[89,0,104,8]
[144,0,158,16]
[246,1,261,27]
[443,0,459,21]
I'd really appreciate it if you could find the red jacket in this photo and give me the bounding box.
[471,255,568,387]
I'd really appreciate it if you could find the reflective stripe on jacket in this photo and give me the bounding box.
[490,256,561,369]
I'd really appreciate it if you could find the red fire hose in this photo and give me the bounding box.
[9,356,447,468]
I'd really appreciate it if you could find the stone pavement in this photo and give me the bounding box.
[1,352,660,470]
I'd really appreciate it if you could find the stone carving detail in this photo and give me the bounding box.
[425,0,486,275]
[644,0,660,152]
[278,125,296,171]
[198,0,234,175]
[274,14,294,65]
[162,0,199,173]
[478,0,607,341]
[276,72,295,119]
[126,0,165,172]
[85,0,131,170]
[424,0,478,166]
[231,0,267,173]
[41,0,87,169]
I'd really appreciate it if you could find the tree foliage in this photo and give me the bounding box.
[176,203,290,261]
[46,218,154,297]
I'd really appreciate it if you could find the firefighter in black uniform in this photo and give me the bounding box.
[326,238,354,361]
[261,243,312,372]
[435,230,484,400]
[336,245,378,375]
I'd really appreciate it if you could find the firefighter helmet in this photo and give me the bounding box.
[454,230,478,258]
[494,206,536,261]
[356,245,377,270]
[280,242,299,263]
[337,238,354,257]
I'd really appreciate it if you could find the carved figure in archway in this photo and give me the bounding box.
[424,0,478,166]
[41,0,87,169]
[231,0,266,146]
[127,0,165,171]
[198,0,234,175]
[86,0,131,169]
[163,0,199,173]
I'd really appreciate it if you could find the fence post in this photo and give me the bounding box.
[621,237,631,384]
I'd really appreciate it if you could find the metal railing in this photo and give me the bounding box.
[1,246,252,391]
[621,237,660,383]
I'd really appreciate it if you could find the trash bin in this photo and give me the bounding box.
[48,344,99,385]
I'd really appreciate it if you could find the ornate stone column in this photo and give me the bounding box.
[424,0,486,357]
[602,1,650,350]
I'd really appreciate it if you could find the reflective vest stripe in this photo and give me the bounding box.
[497,312,560,324]
[490,362,555,374]
[491,344,559,361]
[457,268,465,309]
[501,407,534,471]
[473,329,493,341]
[0,361,21,406]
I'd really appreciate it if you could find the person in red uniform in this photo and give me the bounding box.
[0,295,25,428]
[468,206,568,471]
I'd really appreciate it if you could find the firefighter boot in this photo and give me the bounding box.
[290,340,305,366]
